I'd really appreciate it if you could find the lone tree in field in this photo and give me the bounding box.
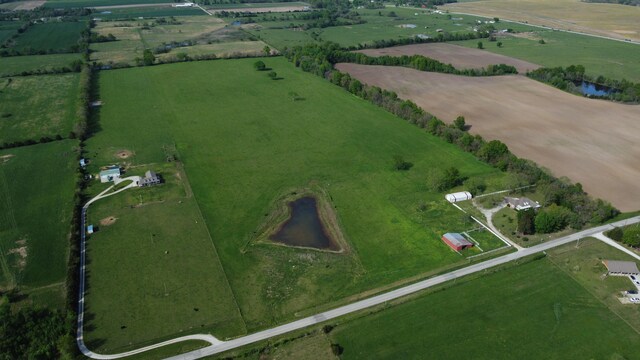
[268,71,278,80]
[393,155,413,171]
[428,167,463,192]
[497,41,503,48]
[477,41,484,49]
[254,60,266,71]
[142,49,155,66]
[263,46,271,56]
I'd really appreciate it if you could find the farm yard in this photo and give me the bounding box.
[83,163,246,352]
[0,140,79,306]
[90,16,268,65]
[82,57,513,348]
[335,62,640,212]
[356,42,540,74]
[0,73,80,144]
[442,0,640,41]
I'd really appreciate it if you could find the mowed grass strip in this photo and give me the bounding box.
[0,140,79,292]
[330,257,640,360]
[0,73,80,144]
[83,163,245,352]
[44,0,174,8]
[13,21,85,53]
[89,57,504,333]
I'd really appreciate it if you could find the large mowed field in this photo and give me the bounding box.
[85,57,508,346]
[443,0,640,41]
[457,29,640,82]
[12,21,85,53]
[0,73,80,144]
[335,63,640,212]
[356,42,540,73]
[329,252,640,359]
[0,140,79,305]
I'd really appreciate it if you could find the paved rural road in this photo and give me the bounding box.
[161,216,640,360]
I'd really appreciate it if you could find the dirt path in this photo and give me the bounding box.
[336,63,640,211]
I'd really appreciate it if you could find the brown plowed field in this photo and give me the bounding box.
[336,63,640,211]
[356,43,541,74]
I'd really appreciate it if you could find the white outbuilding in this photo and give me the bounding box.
[445,191,472,203]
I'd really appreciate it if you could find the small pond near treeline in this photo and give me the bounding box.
[269,196,339,251]
[576,81,619,96]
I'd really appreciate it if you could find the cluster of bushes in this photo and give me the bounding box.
[0,297,76,359]
[528,65,640,103]
[0,135,66,151]
[283,42,619,229]
[336,52,518,76]
[152,40,196,55]
[607,225,640,247]
[1,59,83,78]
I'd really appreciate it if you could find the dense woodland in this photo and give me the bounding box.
[528,65,640,103]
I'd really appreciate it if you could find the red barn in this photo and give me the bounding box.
[442,233,474,251]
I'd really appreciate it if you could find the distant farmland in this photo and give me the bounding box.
[336,63,640,211]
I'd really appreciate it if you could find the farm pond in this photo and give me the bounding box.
[577,81,618,96]
[269,196,339,251]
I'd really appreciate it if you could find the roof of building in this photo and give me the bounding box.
[505,197,540,209]
[145,170,157,178]
[603,260,640,274]
[100,168,120,176]
[442,233,473,247]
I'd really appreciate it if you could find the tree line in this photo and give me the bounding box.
[527,65,640,103]
[283,42,619,229]
[607,224,640,247]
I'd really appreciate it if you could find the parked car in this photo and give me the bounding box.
[630,298,640,303]
[626,290,638,295]
[631,275,637,280]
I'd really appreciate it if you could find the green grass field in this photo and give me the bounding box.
[83,162,245,352]
[85,57,506,343]
[0,73,80,144]
[0,21,24,44]
[329,255,640,359]
[92,6,205,20]
[0,140,78,297]
[456,29,640,82]
[246,8,531,50]
[44,0,174,8]
[0,53,81,77]
[12,22,85,53]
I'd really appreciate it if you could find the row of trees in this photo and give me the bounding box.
[336,52,518,76]
[283,42,619,229]
[527,65,640,103]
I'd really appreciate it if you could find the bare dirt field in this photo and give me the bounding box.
[336,63,640,211]
[442,0,640,41]
[115,149,133,159]
[100,216,117,226]
[12,0,45,10]
[356,43,540,74]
